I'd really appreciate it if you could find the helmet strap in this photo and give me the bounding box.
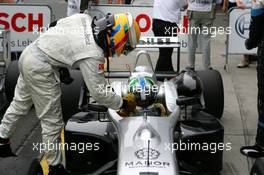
[102,30,111,73]
[92,17,112,72]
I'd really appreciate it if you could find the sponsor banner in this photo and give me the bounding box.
[124,148,170,169]
[137,37,180,48]
[228,8,257,54]
[0,4,52,52]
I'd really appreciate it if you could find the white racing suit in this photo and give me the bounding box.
[0,13,122,166]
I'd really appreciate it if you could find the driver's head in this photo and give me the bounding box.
[128,74,158,108]
[107,13,141,57]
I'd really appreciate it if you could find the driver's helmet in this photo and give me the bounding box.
[108,13,141,57]
[172,70,204,105]
[128,73,158,107]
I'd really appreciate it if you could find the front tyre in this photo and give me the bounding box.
[197,70,224,119]
[251,158,264,175]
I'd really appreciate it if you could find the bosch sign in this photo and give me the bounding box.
[228,9,257,56]
[235,12,250,39]
[0,4,51,52]
[0,12,43,32]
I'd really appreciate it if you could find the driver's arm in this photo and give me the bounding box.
[77,57,123,110]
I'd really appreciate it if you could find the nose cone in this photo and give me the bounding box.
[133,122,161,147]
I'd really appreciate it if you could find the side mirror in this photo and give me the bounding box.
[87,103,108,112]
[98,113,111,122]
[176,96,199,106]
[81,103,111,122]
[87,104,111,122]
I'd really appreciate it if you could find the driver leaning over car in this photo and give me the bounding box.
[0,12,140,175]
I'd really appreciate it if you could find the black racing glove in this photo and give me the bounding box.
[59,68,74,85]
[118,93,137,117]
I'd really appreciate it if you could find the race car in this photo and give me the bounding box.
[5,51,224,175]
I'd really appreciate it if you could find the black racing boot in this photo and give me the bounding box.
[0,137,16,157]
[48,164,71,175]
[240,144,264,158]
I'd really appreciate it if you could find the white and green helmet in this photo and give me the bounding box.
[128,75,158,107]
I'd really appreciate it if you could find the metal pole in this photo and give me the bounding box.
[224,8,234,73]
[177,47,181,73]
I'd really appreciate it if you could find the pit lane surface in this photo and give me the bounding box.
[0,0,257,174]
